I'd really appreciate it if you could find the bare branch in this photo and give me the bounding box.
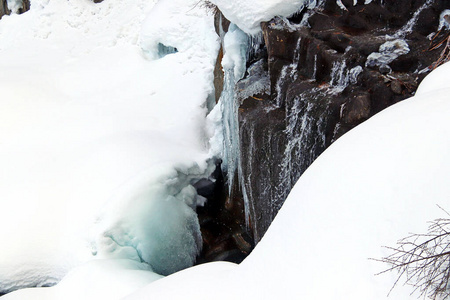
[375,213,450,299]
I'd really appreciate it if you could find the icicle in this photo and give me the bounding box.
[218,24,251,224]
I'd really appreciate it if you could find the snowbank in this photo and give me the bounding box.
[3,259,162,300]
[0,0,218,294]
[125,63,450,299]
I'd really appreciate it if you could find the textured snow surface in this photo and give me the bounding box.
[0,0,218,294]
[125,62,450,299]
[3,259,163,300]
[209,0,311,34]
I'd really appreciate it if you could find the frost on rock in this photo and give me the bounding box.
[329,60,363,93]
[6,0,23,13]
[392,0,434,39]
[236,59,270,101]
[438,9,450,30]
[366,39,410,72]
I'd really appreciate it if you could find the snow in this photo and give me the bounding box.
[124,63,450,299]
[438,9,450,30]
[209,0,381,35]
[2,0,450,298]
[3,259,163,300]
[209,0,312,35]
[0,0,218,294]
[416,62,450,95]
[366,39,410,70]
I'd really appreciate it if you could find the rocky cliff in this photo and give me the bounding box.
[206,0,450,255]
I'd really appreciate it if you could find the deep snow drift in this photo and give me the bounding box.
[0,0,219,295]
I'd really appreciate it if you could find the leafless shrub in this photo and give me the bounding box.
[375,207,450,299]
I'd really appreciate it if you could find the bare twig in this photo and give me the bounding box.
[374,213,450,299]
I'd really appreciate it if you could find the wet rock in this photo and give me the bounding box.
[205,0,449,259]
[235,0,448,243]
[195,161,254,265]
[342,93,371,124]
[390,79,403,95]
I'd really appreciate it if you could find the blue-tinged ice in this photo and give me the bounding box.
[215,24,250,222]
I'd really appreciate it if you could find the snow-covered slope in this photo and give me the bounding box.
[0,0,218,294]
[123,62,450,299]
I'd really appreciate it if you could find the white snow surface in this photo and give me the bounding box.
[209,0,311,35]
[0,0,218,294]
[123,63,450,299]
[3,259,163,300]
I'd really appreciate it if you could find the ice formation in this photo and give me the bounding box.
[215,24,251,221]
[366,39,410,71]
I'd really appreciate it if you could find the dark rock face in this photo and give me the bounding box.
[236,0,450,242]
[195,162,254,265]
